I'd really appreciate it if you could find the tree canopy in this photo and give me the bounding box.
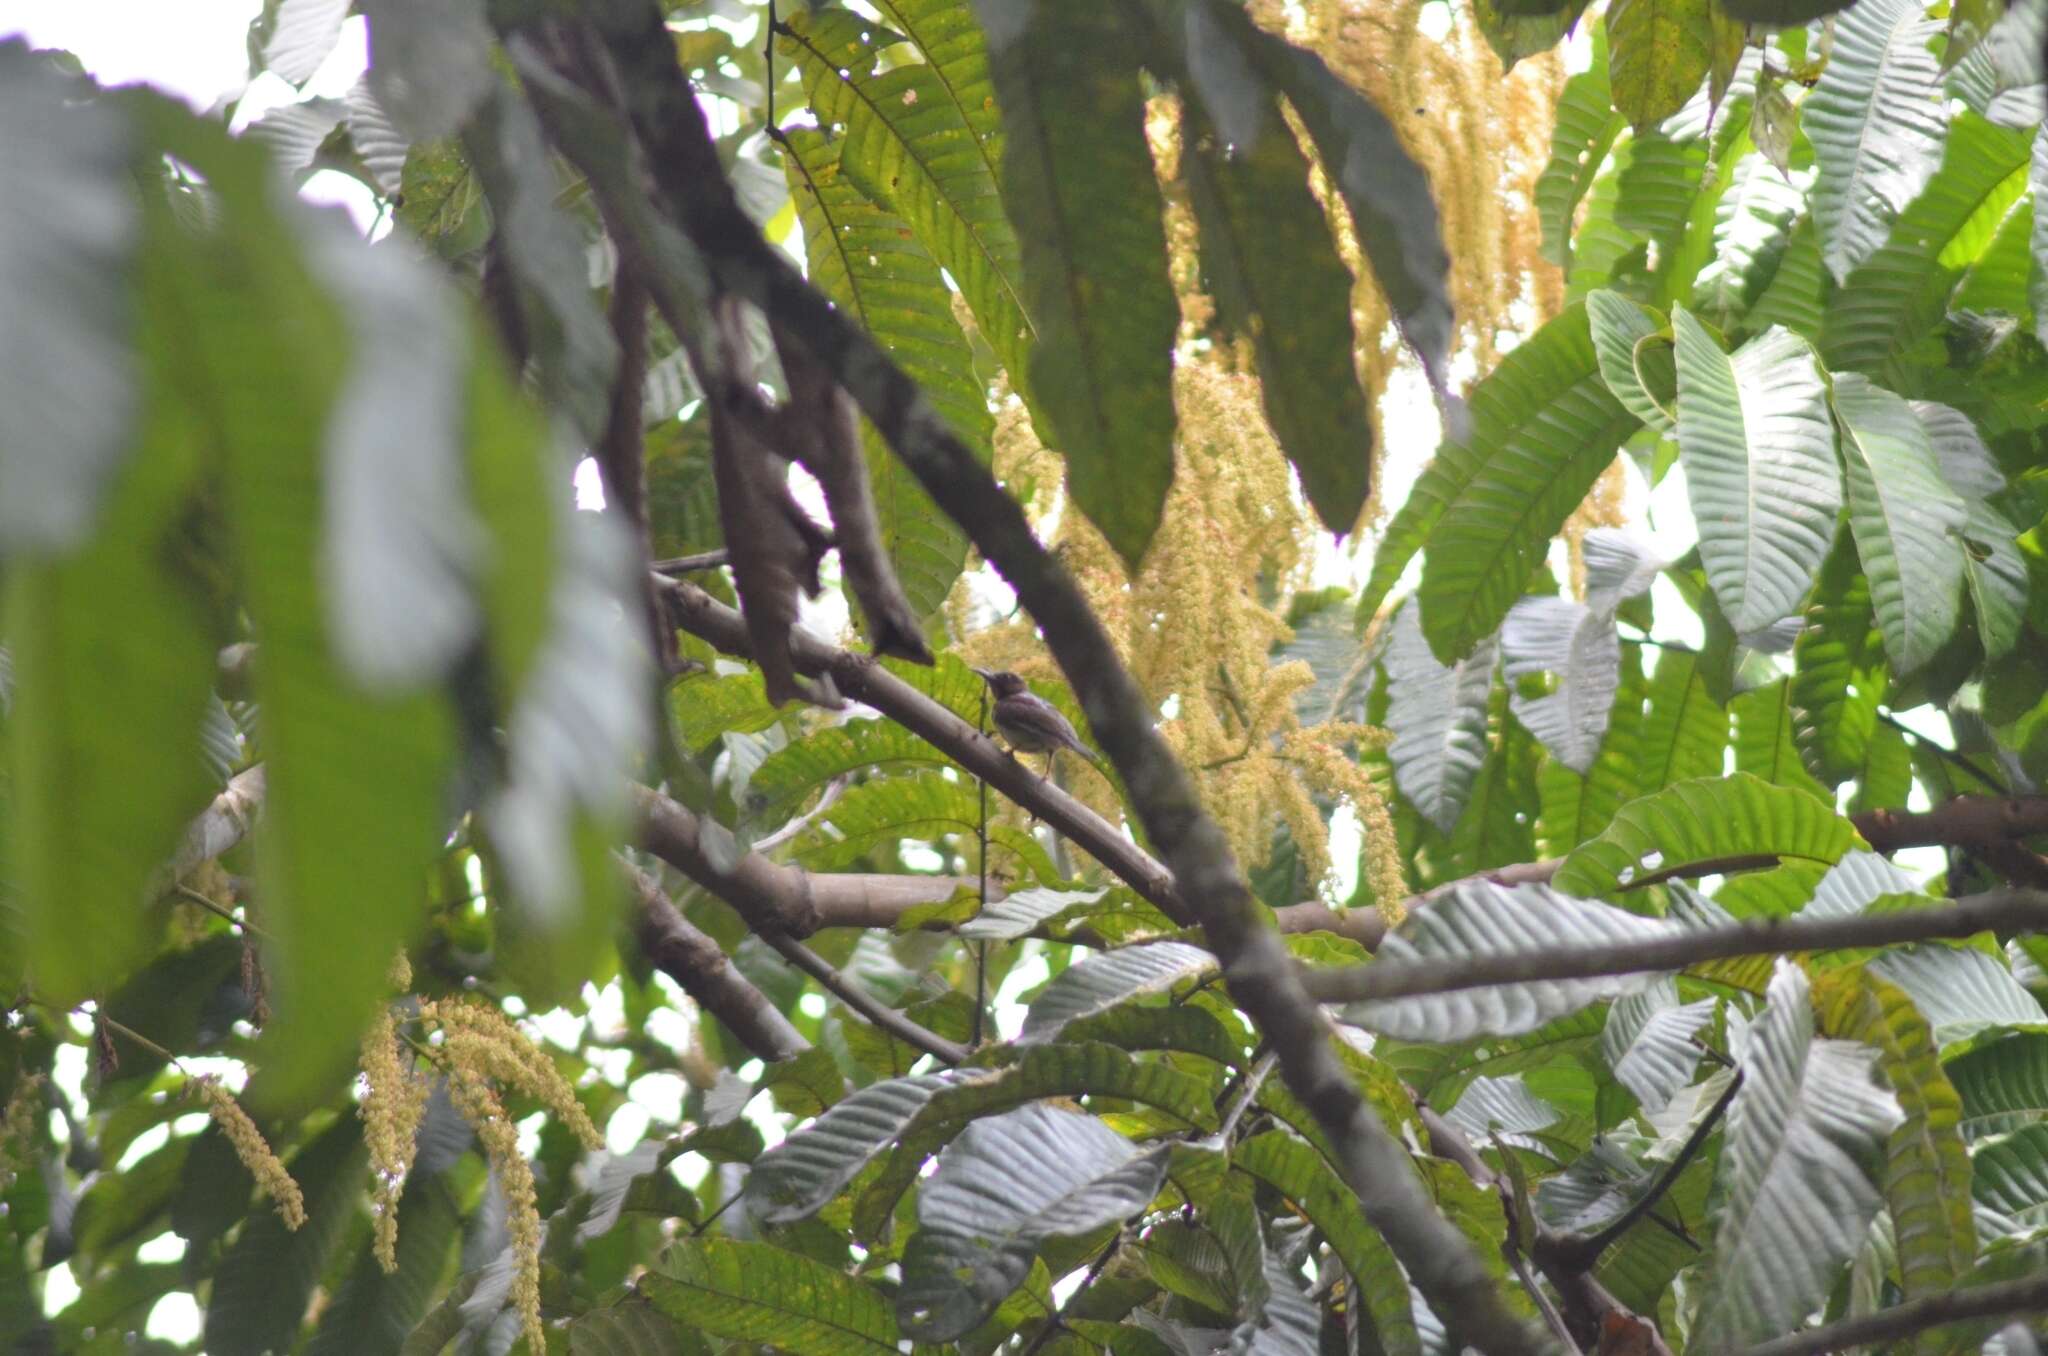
[2,0,2048,1353]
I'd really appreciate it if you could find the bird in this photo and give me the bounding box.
[973,669,1102,778]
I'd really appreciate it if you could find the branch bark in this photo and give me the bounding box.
[633,783,989,935]
[1301,889,2048,1004]
[1739,1273,2048,1356]
[622,858,810,1062]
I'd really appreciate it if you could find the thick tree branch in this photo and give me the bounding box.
[1302,888,2048,1004]
[621,858,810,1062]
[632,784,989,935]
[755,929,969,1065]
[1739,1273,2048,1356]
[548,14,1544,1352]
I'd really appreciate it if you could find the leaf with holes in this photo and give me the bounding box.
[1552,772,1859,898]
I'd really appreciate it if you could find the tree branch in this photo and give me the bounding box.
[1739,1273,2048,1356]
[621,858,810,1062]
[1301,889,2048,1004]
[655,577,1186,923]
[550,13,1545,1350]
[632,783,989,935]
[755,929,968,1064]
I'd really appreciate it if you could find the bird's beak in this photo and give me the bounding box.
[971,668,995,683]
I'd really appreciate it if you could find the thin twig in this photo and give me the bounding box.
[757,930,968,1065]
[651,549,731,575]
[1217,1050,1279,1141]
[1547,1072,1741,1269]
[1877,710,2006,793]
[1510,1249,1581,1356]
[973,683,991,1050]
[1018,1232,1122,1356]
[172,884,270,939]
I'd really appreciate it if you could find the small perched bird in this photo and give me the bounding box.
[974,669,1101,778]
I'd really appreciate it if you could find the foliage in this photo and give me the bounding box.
[2,1,2048,1354]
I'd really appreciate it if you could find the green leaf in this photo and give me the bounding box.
[1586,289,1675,430]
[1600,978,1714,1109]
[1179,90,1371,535]
[747,1071,968,1224]
[4,218,221,1001]
[742,717,946,825]
[899,1103,1168,1340]
[1537,28,1624,269]
[1534,643,1649,855]
[1606,0,1715,130]
[646,1237,899,1356]
[1812,968,1978,1306]
[394,140,484,258]
[568,1298,693,1356]
[306,1175,462,1356]
[1970,1123,2048,1227]
[1501,596,1621,773]
[0,45,139,554]
[1791,537,1888,785]
[782,126,988,622]
[1718,0,1862,20]
[1636,646,1729,792]
[1867,945,2048,1048]
[972,2,1175,569]
[1412,304,1640,661]
[1947,1031,2048,1137]
[1831,372,1970,674]
[1693,961,1903,1349]
[254,0,349,84]
[1472,0,1591,69]
[1733,677,1837,803]
[1803,0,1949,282]
[1672,309,1840,633]
[1746,213,1830,339]
[1822,112,2035,374]
[136,102,460,1104]
[2033,130,2048,348]
[1383,604,1496,833]
[204,1116,370,1356]
[1692,139,1810,329]
[782,9,1027,380]
[1551,771,1858,898]
[1020,942,1216,1040]
[794,771,1061,884]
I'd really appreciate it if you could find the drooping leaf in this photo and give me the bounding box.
[204,1117,370,1356]
[1552,771,1858,898]
[1383,604,1496,833]
[1812,969,1979,1304]
[1586,288,1675,431]
[1537,28,1625,269]
[306,1175,463,1356]
[0,45,139,556]
[1822,111,2035,374]
[1502,595,1622,774]
[1867,945,2048,1048]
[747,1071,971,1224]
[1534,643,1649,856]
[1693,961,1904,1350]
[781,127,988,623]
[898,1103,1168,1340]
[1021,943,1217,1040]
[1601,978,1715,1110]
[972,1,1174,569]
[646,1236,899,1356]
[1693,140,1810,328]
[1179,85,1372,535]
[1606,0,1715,130]
[1636,645,1729,792]
[1411,305,1641,660]
[1791,536,1888,785]
[1233,1131,1420,1356]
[1831,372,1970,674]
[1672,309,1840,632]
[1803,0,1949,282]
[255,0,349,85]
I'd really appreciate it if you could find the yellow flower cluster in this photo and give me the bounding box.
[194,1075,306,1230]
[357,977,602,1353]
[360,1005,431,1270]
[1280,723,1409,922]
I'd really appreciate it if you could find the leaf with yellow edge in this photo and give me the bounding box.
[1810,967,1977,1319]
